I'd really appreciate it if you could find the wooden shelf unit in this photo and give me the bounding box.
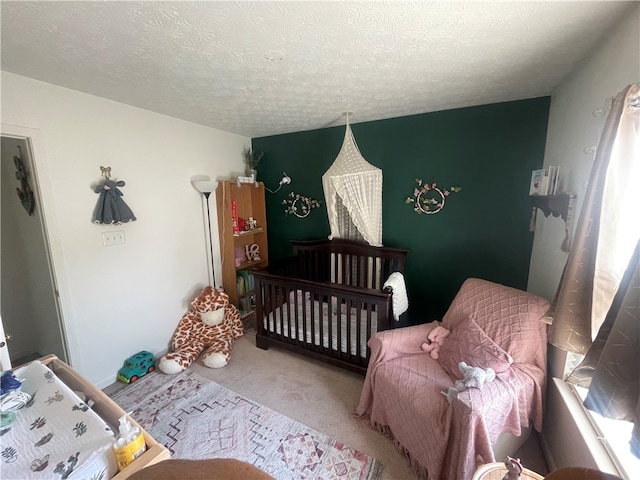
[215,180,268,308]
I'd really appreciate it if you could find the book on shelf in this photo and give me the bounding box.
[231,200,239,234]
[529,166,559,196]
[547,166,559,195]
[529,169,546,195]
[551,166,560,195]
[236,270,255,296]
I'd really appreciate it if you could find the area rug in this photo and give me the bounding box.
[109,370,383,480]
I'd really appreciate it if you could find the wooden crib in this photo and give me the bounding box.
[252,239,408,374]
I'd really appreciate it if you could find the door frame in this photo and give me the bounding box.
[1,123,71,365]
[0,315,11,370]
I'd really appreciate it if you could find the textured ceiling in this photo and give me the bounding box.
[1,1,634,138]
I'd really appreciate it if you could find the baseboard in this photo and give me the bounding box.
[96,347,169,390]
[540,431,558,472]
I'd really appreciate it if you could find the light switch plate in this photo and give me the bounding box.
[102,230,126,246]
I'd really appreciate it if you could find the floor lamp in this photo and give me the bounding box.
[192,180,218,288]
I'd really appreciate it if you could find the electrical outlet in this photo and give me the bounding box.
[102,230,126,246]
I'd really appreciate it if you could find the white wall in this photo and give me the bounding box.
[527,6,639,472]
[1,72,249,387]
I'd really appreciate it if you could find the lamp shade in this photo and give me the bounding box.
[192,180,218,194]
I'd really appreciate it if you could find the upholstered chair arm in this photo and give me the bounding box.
[368,321,441,365]
[355,321,441,419]
[447,370,535,475]
[444,380,509,476]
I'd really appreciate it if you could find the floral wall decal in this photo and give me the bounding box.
[406,178,461,215]
[283,192,322,218]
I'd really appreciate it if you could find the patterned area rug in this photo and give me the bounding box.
[109,371,383,480]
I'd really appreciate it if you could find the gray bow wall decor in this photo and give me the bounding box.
[93,166,136,225]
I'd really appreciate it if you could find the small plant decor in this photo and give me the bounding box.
[242,146,264,170]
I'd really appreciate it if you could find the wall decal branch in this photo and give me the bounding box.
[283,192,322,218]
[405,178,461,215]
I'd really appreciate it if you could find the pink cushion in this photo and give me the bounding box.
[437,314,513,380]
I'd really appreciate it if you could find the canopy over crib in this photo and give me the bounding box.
[322,120,382,246]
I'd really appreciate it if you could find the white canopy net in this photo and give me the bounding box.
[322,122,382,246]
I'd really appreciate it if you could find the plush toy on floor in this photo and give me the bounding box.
[420,325,450,359]
[441,361,496,403]
[159,286,243,374]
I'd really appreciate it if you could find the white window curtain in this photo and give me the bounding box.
[322,121,382,247]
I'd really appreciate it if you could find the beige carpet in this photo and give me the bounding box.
[105,333,548,479]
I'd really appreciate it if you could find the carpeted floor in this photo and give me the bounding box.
[104,334,549,479]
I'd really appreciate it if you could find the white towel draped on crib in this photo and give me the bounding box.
[383,271,408,321]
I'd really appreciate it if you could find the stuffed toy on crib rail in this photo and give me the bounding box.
[159,286,243,374]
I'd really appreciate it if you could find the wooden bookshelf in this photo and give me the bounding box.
[215,181,268,311]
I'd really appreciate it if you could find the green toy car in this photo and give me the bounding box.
[117,351,155,383]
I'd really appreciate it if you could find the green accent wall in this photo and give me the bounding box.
[252,97,551,325]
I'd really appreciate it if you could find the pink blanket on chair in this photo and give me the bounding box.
[355,279,549,480]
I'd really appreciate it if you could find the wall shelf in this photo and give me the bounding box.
[529,193,576,252]
[530,193,576,223]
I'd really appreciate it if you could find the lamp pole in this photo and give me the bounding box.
[192,180,218,289]
[202,191,216,288]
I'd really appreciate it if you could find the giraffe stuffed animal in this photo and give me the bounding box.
[159,286,243,374]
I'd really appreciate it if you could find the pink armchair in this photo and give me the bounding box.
[355,278,550,480]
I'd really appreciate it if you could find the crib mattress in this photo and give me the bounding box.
[1,360,117,480]
[264,297,378,357]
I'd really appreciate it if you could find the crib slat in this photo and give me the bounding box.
[356,299,362,363]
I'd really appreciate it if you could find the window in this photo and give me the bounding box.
[573,382,640,479]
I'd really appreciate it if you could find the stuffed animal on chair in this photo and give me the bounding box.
[158,286,243,374]
[441,361,496,403]
[420,325,451,359]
